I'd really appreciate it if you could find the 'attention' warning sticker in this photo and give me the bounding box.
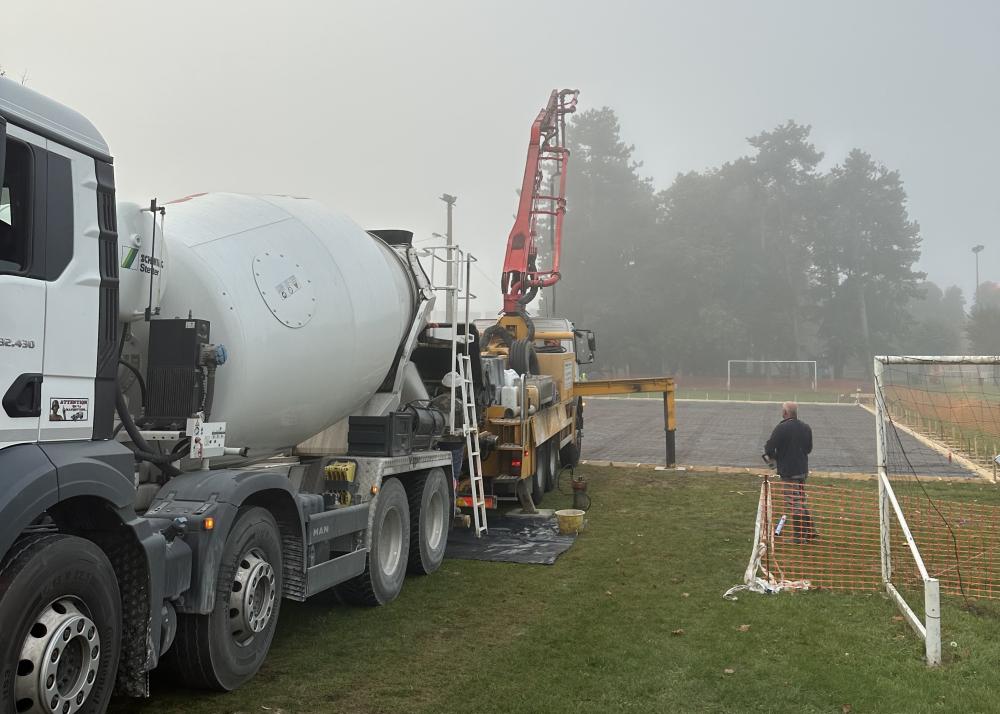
[50,398,89,422]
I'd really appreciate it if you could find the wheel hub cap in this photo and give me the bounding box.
[426,490,445,551]
[378,508,403,576]
[229,549,276,644]
[15,598,101,714]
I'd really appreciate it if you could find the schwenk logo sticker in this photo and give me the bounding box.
[120,246,139,271]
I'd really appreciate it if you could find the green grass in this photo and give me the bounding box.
[113,469,1000,714]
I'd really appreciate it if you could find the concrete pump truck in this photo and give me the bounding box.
[0,77,477,711]
[459,89,676,515]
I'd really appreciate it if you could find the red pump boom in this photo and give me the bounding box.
[500,89,579,314]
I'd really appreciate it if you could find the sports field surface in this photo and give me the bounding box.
[113,467,1000,714]
[582,399,977,478]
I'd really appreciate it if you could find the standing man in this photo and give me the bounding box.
[764,401,817,543]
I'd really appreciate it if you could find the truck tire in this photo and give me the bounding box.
[336,478,410,606]
[165,507,283,691]
[531,442,547,506]
[545,438,560,492]
[1,534,121,714]
[406,468,451,575]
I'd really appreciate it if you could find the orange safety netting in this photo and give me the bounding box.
[750,480,1000,600]
[761,480,882,593]
[893,493,1000,600]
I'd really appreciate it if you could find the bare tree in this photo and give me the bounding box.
[0,66,28,84]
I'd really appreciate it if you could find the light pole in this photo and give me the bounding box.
[973,244,985,305]
[440,194,457,323]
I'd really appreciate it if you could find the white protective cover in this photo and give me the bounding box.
[121,193,415,454]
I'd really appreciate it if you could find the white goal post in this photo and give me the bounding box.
[726,360,818,391]
[870,355,1000,667]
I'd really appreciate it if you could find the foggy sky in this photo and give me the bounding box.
[3,1,998,315]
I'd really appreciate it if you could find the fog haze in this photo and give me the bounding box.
[3,0,997,309]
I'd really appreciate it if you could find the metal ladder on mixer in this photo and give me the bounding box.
[458,353,488,536]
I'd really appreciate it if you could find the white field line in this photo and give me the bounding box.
[579,460,970,482]
[858,403,994,482]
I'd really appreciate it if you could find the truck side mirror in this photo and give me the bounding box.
[574,329,595,365]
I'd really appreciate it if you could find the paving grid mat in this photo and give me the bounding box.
[581,399,977,478]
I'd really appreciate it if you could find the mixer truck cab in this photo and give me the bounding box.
[0,77,460,710]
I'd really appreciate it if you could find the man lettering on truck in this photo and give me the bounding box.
[764,401,818,544]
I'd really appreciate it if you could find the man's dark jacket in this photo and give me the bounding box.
[765,417,813,479]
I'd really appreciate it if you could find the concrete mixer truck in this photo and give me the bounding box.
[0,77,467,709]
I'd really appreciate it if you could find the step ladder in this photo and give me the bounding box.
[458,353,488,536]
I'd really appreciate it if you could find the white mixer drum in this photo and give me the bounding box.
[153,193,415,453]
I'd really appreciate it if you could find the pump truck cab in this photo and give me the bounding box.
[0,77,471,710]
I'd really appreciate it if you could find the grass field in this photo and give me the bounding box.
[114,467,1000,714]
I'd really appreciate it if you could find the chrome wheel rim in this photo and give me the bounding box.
[229,548,276,646]
[15,598,101,714]
[378,507,404,576]
[425,488,446,551]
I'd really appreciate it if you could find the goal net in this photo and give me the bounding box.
[876,357,1000,479]
[726,360,818,396]
[726,356,1000,667]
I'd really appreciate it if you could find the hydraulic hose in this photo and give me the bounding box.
[118,359,148,409]
[115,389,182,477]
[202,366,217,421]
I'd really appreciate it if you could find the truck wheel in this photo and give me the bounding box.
[545,438,559,492]
[337,478,410,606]
[406,468,451,575]
[531,443,547,506]
[1,535,121,714]
[166,507,282,691]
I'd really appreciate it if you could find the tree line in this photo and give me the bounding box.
[552,108,997,378]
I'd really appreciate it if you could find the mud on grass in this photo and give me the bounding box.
[113,468,1000,713]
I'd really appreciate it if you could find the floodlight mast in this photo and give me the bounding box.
[500,88,579,315]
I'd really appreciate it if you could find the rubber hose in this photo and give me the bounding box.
[203,366,216,421]
[480,323,513,351]
[519,310,536,341]
[115,389,183,476]
[118,359,148,408]
[518,285,539,307]
[509,339,539,376]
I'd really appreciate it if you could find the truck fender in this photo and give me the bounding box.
[0,444,59,561]
[40,439,137,508]
[150,467,305,615]
[0,442,169,694]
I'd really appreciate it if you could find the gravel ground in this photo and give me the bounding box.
[580,398,977,477]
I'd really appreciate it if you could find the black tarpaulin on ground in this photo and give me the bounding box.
[445,514,577,565]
